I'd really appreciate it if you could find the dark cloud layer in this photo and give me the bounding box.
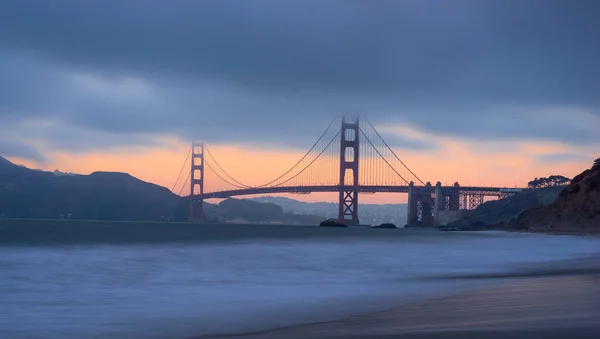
[0,136,46,163]
[0,0,599,160]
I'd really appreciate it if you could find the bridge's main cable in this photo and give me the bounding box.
[364,118,426,186]
[171,144,192,192]
[254,118,338,188]
[178,171,190,196]
[204,159,249,189]
[359,128,412,185]
[205,146,251,188]
[271,129,341,187]
[195,118,338,191]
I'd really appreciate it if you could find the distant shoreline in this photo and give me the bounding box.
[3,217,598,241]
[0,218,436,246]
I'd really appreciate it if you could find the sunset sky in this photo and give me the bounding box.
[1,0,598,204]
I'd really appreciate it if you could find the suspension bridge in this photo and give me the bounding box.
[171,117,524,226]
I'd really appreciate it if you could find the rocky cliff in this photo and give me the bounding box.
[441,186,564,230]
[510,162,600,232]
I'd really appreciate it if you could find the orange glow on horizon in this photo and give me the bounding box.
[6,136,594,204]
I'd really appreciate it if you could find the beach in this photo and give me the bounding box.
[215,273,600,339]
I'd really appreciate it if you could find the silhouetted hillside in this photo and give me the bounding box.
[0,156,325,223]
[212,198,324,224]
[0,156,181,220]
[509,162,600,233]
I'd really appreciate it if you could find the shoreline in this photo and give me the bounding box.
[207,273,600,339]
[3,217,599,236]
[443,226,600,237]
[528,229,600,236]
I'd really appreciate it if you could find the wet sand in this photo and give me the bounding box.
[207,274,600,339]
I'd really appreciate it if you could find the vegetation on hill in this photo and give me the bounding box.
[527,175,570,189]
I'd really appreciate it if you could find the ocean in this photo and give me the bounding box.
[1,221,599,338]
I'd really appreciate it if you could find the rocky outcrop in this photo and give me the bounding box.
[371,223,398,229]
[319,218,347,227]
[509,163,600,232]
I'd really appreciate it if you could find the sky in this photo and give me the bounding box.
[0,0,598,204]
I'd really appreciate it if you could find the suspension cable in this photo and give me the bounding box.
[204,159,248,189]
[171,144,192,192]
[178,172,190,196]
[273,130,341,187]
[193,118,338,190]
[359,128,412,185]
[255,118,338,188]
[364,118,426,185]
[205,146,251,188]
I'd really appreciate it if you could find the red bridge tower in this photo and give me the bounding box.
[189,142,205,222]
[338,116,360,225]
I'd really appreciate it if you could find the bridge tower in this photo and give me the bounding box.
[338,116,360,225]
[189,142,205,222]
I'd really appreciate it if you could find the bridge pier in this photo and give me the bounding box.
[421,200,433,226]
[407,182,417,226]
[433,182,463,227]
[434,182,444,226]
[449,191,460,210]
[407,182,435,227]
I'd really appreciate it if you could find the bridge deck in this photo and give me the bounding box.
[197,185,523,199]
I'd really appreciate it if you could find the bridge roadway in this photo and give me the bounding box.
[197,185,521,200]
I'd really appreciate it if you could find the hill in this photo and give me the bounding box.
[0,156,182,221]
[509,162,600,233]
[211,198,324,224]
[0,156,325,223]
[249,196,407,225]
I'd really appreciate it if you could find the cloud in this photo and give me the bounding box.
[386,105,600,146]
[1,1,598,100]
[377,133,439,151]
[369,124,439,151]
[536,153,592,164]
[0,0,599,156]
[0,137,46,162]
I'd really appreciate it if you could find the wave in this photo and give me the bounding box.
[427,255,600,280]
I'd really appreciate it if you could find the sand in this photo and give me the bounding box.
[205,274,600,339]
